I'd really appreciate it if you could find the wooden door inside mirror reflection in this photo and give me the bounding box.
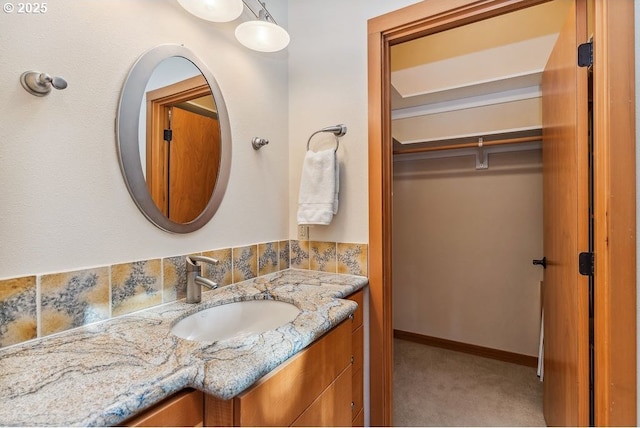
[146,75,221,223]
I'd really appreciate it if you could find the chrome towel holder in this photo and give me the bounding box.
[251,137,269,150]
[307,124,347,152]
[20,70,68,97]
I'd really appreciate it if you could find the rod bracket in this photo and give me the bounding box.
[475,138,489,169]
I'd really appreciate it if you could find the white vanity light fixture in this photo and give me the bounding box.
[235,0,290,52]
[177,0,289,52]
[177,0,244,22]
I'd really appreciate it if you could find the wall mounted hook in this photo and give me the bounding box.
[252,137,269,150]
[20,71,68,97]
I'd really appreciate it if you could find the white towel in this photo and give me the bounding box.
[297,149,339,225]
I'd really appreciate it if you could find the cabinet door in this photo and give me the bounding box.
[124,388,204,427]
[291,366,353,427]
[234,320,352,427]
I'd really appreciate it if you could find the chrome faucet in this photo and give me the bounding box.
[186,256,219,304]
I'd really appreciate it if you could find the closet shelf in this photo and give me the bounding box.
[393,131,542,170]
[393,135,540,155]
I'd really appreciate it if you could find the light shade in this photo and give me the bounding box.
[235,20,290,52]
[177,0,244,22]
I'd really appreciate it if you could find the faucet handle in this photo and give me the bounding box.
[187,255,219,266]
[186,256,219,273]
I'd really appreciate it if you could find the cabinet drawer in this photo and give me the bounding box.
[352,366,363,422]
[123,388,203,427]
[347,290,364,331]
[352,325,363,373]
[291,365,352,427]
[234,320,351,427]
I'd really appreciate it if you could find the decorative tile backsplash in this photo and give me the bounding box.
[290,240,309,270]
[202,248,233,287]
[0,240,367,349]
[309,241,338,273]
[258,242,279,277]
[278,240,290,270]
[281,240,368,276]
[163,255,189,303]
[337,242,368,276]
[40,268,110,336]
[233,245,258,282]
[111,259,162,317]
[0,276,37,347]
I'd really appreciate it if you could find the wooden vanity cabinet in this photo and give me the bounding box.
[347,289,364,426]
[205,318,353,427]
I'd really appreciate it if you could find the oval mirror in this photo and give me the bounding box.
[116,45,231,233]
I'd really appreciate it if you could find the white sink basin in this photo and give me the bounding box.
[171,300,300,342]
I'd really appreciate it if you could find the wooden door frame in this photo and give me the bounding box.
[146,75,211,214]
[367,0,636,425]
[592,1,636,425]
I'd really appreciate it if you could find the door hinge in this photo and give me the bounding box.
[578,42,593,68]
[163,129,173,143]
[579,252,594,276]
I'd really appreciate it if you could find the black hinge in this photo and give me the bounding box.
[163,129,173,142]
[579,252,594,276]
[578,42,593,67]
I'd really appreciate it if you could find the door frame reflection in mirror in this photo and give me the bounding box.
[146,75,220,223]
[116,44,231,233]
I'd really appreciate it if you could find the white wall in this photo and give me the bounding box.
[287,0,422,243]
[393,150,544,356]
[0,0,289,279]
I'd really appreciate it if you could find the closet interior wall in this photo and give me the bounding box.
[392,147,544,357]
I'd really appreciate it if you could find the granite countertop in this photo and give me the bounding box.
[0,269,368,426]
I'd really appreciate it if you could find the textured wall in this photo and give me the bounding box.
[0,0,289,279]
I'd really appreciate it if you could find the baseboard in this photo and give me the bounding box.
[393,329,538,368]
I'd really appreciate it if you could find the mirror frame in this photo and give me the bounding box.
[116,44,232,233]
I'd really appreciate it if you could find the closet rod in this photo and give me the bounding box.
[393,135,541,155]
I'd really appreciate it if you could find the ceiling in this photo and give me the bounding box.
[390,0,572,145]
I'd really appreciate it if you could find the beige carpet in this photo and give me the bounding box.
[393,339,546,427]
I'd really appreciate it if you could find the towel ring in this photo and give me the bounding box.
[307,131,340,152]
[306,124,347,152]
